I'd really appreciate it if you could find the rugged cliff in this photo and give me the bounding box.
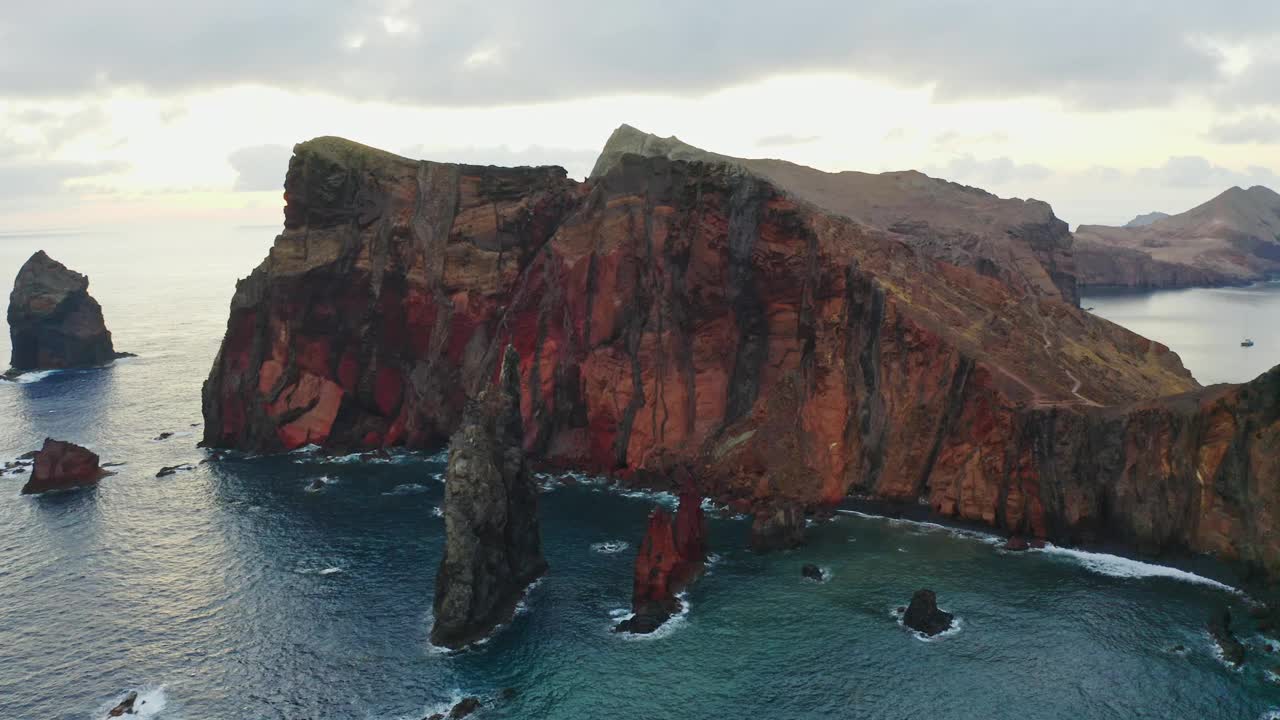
[431,346,546,649]
[1075,186,1280,289]
[593,124,1079,306]
[7,251,125,374]
[203,135,1279,577]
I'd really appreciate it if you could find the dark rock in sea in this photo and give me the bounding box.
[307,478,326,492]
[17,450,39,460]
[903,589,955,637]
[431,346,547,650]
[155,464,195,478]
[154,432,173,441]
[1171,644,1186,653]
[1208,606,1245,666]
[616,484,708,634]
[106,690,137,717]
[6,250,130,374]
[21,438,109,494]
[801,563,825,581]
[1004,535,1030,551]
[448,697,481,719]
[750,504,806,553]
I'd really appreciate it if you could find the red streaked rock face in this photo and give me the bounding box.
[203,136,1280,578]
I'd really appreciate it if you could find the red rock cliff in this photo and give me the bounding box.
[203,137,1279,577]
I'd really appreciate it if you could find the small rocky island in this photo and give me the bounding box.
[616,484,708,634]
[21,438,110,495]
[6,250,129,376]
[430,346,547,650]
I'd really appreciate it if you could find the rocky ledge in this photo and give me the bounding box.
[21,438,110,494]
[6,250,129,375]
[431,346,547,650]
[202,134,1279,580]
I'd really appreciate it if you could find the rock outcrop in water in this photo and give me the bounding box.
[431,346,547,650]
[616,486,708,634]
[202,133,1280,579]
[902,589,954,636]
[21,438,109,494]
[750,504,806,553]
[1075,186,1280,289]
[6,251,127,374]
[1208,606,1245,666]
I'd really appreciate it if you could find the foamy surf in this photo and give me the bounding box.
[383,483,428,496]
[611,592,692,642]
[836,509,1004,546]
[890,605,963,642]
[590,541,629,554]
[1033,544,1243,595]
[1,368,57,384]
[91,685,167,719]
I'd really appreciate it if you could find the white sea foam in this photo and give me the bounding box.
[1033,544,1243,595]
[303,476,337,492]
[1262,711,1280,720]
[404,690,473,720]
[890,605,963,643]
[612,592,691,641]
[383,483,428,496]
[319,567,343,576]
[431,506,444,518]
[290,443,322,455]
[803,566,833,584]
[836,509,1004,546]
[590,541,630,554]
[1,369,57,384]
[90,685,167,719]
[1206,631,1245,672]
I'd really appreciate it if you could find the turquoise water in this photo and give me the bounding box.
[1082,280,1280,386]
[2,230,1278,719]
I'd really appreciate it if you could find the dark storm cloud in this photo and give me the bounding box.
[3,2,1280,109]
[229,145,294,191]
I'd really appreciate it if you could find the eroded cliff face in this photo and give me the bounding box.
[203,136,1280,577]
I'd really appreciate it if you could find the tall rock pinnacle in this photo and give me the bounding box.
[7,250,126,374]
[431,345,548,650]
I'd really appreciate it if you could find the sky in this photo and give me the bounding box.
[3,1,1280,231]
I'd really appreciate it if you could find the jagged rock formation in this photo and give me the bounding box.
[1075,186,1280,289]
[902,589,954,636]
[21,438,109,494]
[593,124,1079,305]
[750,504,806,553]
[1208,607,1245,666]
[203,134,1280,578]
[431,346,547,650]
[616,486,707,634]
[7,251,126,374]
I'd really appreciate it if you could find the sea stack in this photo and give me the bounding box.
[616,484,708,634]
[431,346,547,650]
[750,503,806,553]
[902,589,954,637]
[6,251,126,375]
[21,438,109,494]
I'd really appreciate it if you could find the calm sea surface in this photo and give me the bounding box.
[2,229,1278,719]
[1082,280,1280,386]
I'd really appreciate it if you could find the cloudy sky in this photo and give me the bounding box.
[3,1,1280,231]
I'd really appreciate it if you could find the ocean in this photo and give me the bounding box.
[2,228,1278,719]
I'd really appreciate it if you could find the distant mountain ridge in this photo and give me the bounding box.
[1123,211,1170,228]
[1074,185,1280,289]
[594,124,1079,305]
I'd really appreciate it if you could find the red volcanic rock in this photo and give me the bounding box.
[617,489,708,634]
[21,438,109,494]
[750,504,806,553]
[203,135,1280,579]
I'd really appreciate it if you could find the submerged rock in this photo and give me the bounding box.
[21,438,109,494]
[425,696,482,720]
[903,589,954,637]
[1208,606,1245,666]
[6,250,129,374]
[106,690,137,717]
[155,463,195,478]
[616,484,708,634]
[801,564,825,582]
[1004,535,1030,551]
[431,346,547,650]
[750,504,805,553]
